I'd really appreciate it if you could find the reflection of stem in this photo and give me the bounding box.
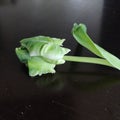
[70,74,120,91]
[64,56,113,68]
[34,72,120,91]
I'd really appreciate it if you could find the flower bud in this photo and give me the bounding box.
[15,36,70,76]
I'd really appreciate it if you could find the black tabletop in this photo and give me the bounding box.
[1,0,120,120]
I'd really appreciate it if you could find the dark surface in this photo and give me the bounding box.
[1,0,120,120]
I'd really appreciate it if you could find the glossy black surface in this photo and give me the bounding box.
[1,0,120,120]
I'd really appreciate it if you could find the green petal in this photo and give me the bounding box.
[40,43,70,64]
[15,47,30,64]
[27,56,56,77]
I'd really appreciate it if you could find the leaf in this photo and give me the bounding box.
[72,23,120,70]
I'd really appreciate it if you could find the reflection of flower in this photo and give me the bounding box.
[35,74,65,91]
[15,36,70,76]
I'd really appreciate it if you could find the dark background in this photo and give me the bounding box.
[1,0,120,120]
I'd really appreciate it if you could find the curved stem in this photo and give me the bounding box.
[64,55,113,68]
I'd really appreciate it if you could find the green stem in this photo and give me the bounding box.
[64,55,113,68]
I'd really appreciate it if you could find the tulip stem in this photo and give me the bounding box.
[64,55,113,68]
